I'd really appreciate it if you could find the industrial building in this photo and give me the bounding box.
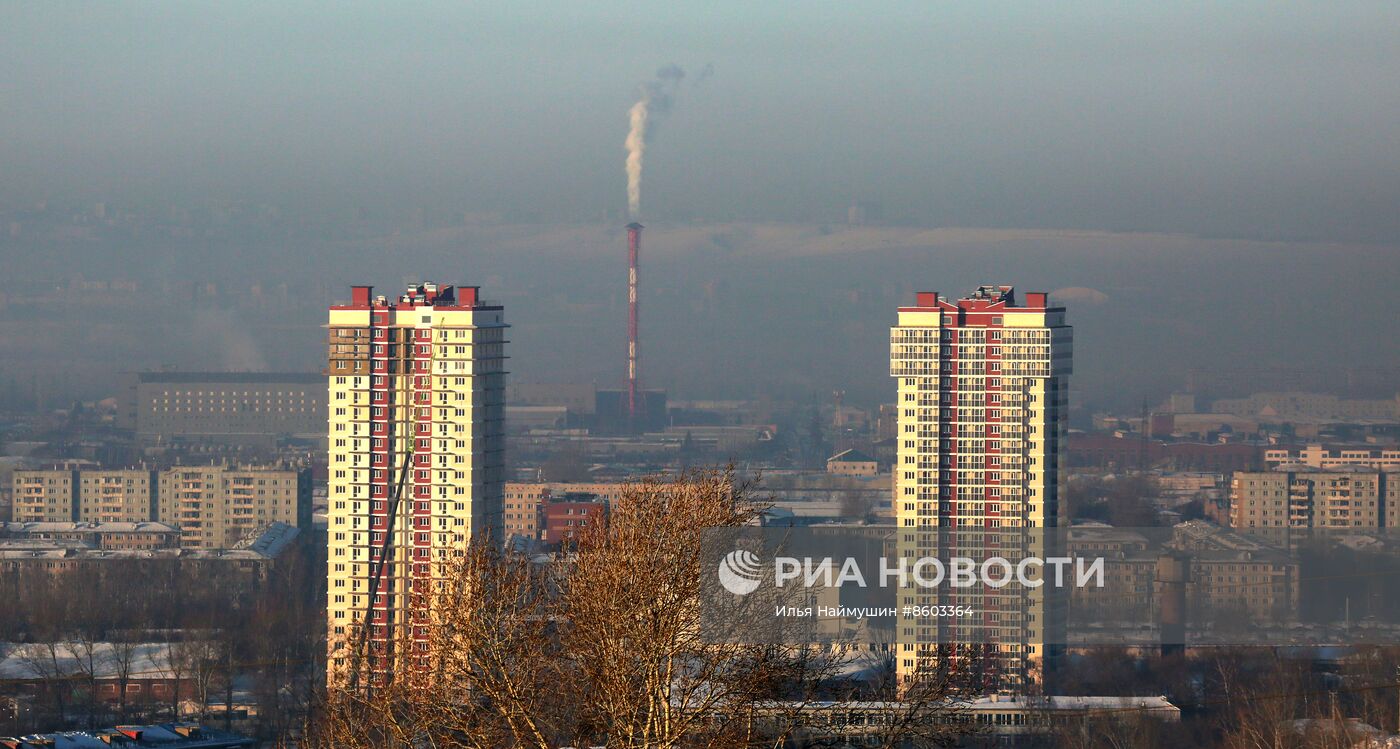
[825,449,879,477]
[594,388,668,434]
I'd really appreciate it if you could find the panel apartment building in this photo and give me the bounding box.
[79,469,157,523]
[1230,468,1400,529]
[14,468,157,524]
[11,466,309,549]
[890,286,1071,692]
[157,466,311,548]
[11,470,77,522]
[325,283,507,686]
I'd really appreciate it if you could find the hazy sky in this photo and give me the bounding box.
[3,2,1399,240]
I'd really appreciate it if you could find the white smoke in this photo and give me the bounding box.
[189,308,268,372]
[625,100,649,217]
[625,64,688,218]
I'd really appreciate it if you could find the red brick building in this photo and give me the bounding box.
[541,493,609,547]
[1070,433,1264,472]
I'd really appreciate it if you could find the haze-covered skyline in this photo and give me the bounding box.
[4,2,1400,241]
[3,2,1400,415]
[3,220,1399,415]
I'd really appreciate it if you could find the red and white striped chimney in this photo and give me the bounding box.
[626,222,643,424]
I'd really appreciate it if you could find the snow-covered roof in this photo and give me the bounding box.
[0,642,191,681]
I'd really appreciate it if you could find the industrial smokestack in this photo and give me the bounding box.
[626,223,643,424]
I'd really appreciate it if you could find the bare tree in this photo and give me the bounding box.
[108,639,141,723]
[310,469,987,749]
[16,641,70,726]
[184,639,223,719]
[1055,710,1180,749]
[159,638,194,719]
[63,635,104,728]
[1216,651,1313,749]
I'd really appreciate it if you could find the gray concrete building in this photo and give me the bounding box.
[121,372,325,446]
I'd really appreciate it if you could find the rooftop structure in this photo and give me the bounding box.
[233,519,300,557]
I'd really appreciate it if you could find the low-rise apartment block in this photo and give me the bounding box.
[0,521,179,550]
[1069,521,1299,626]
[10,466,310,548]
[0,521,300,580]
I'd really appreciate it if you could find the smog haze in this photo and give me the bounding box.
[2,1,1399,411]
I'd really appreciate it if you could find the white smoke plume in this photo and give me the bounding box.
[625,64,687,218]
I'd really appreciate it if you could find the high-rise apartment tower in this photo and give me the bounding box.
[325,283,507,686]
[890,285,1071,692]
